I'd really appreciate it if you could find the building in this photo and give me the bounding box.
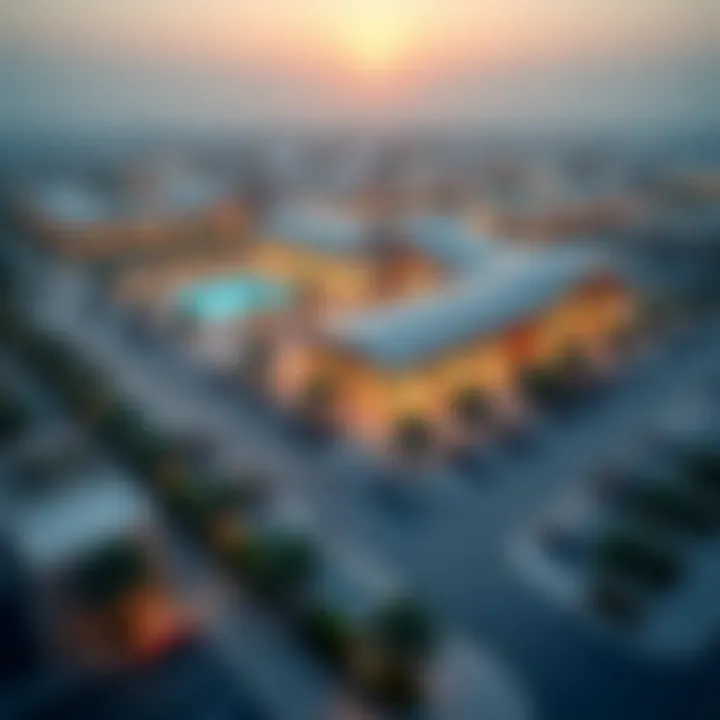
[20,167,251,262]
[110,208,635,451]
[115,205,456,318]
[1,457,189,669]
[270,245,634,447]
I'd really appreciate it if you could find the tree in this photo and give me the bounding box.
[393,415,434,461]
[236,533,319,607]
[300,603,356,667]
[451,387,492,431]
[0,392,30,444]
[595,531,682,591]
[624,484,718,537]
[557,345,590,384]
[367,598,437,710]
[686,452,720,493]
[520,365,567,408]
[370,597,437,663]
[68,539,154,611]
[165,479,246,550]
[586,577,642,627]
[61,374,113,426]
[221,470,272,509]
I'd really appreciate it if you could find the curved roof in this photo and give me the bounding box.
[324,245,607,369]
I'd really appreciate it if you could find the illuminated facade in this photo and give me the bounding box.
[26,180,636,451]
[269,246,635,448]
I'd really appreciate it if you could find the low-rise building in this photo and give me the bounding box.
[19,168,251,262]
[270,245,635,447]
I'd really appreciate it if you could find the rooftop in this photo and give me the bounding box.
[5,469,153,573]
[324,245,606,369]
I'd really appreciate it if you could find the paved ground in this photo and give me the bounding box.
[0,347,336,720]
[10,239,720,719]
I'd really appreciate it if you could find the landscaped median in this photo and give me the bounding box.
[0,301,441,712]
[511,436,720,660]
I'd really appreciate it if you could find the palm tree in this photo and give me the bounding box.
[595,531,682,591]
[68,539,154,612]
[168,479,247,550]
[370,597,437,663]
[236,533,319,608]
[393,414,434,464]
[300,603,356,667]
[368,597,437,709]
[0,392,30,445]
[451,387,492,431]
[686,451,720,493]
[520,365,563,408]
[99,408,175,480]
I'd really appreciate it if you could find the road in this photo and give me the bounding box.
[0,345,337,720]
[11,238,720,719]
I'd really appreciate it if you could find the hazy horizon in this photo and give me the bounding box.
[1,0,719,137]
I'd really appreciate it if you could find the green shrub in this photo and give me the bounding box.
[595,531,682,591]
[520,366,564,405]
[586,577,643,627]
[625,484,718,536]
[369,597,438,663]
[0,393,30,443]
[370,658,424,711]
[393,415,434,459]
[233,533,319,605]
[299,603,356,667]
[68,538,153,610]
[451,387,491,429]
[686,453,720,492]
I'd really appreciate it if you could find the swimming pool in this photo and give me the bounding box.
[174,274,292,322]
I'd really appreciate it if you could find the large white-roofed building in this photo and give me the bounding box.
[268,243,635,448]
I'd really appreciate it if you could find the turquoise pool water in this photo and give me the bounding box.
[175,274,292,321]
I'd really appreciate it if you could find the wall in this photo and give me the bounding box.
[273,275,635,450]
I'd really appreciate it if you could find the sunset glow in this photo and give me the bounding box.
[0,0,718,130]
[341,19,408,79]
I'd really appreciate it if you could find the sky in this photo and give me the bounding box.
[1,0,719,135]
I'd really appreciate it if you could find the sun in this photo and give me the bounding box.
[328,8,413,85]
[345,20,406,78]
